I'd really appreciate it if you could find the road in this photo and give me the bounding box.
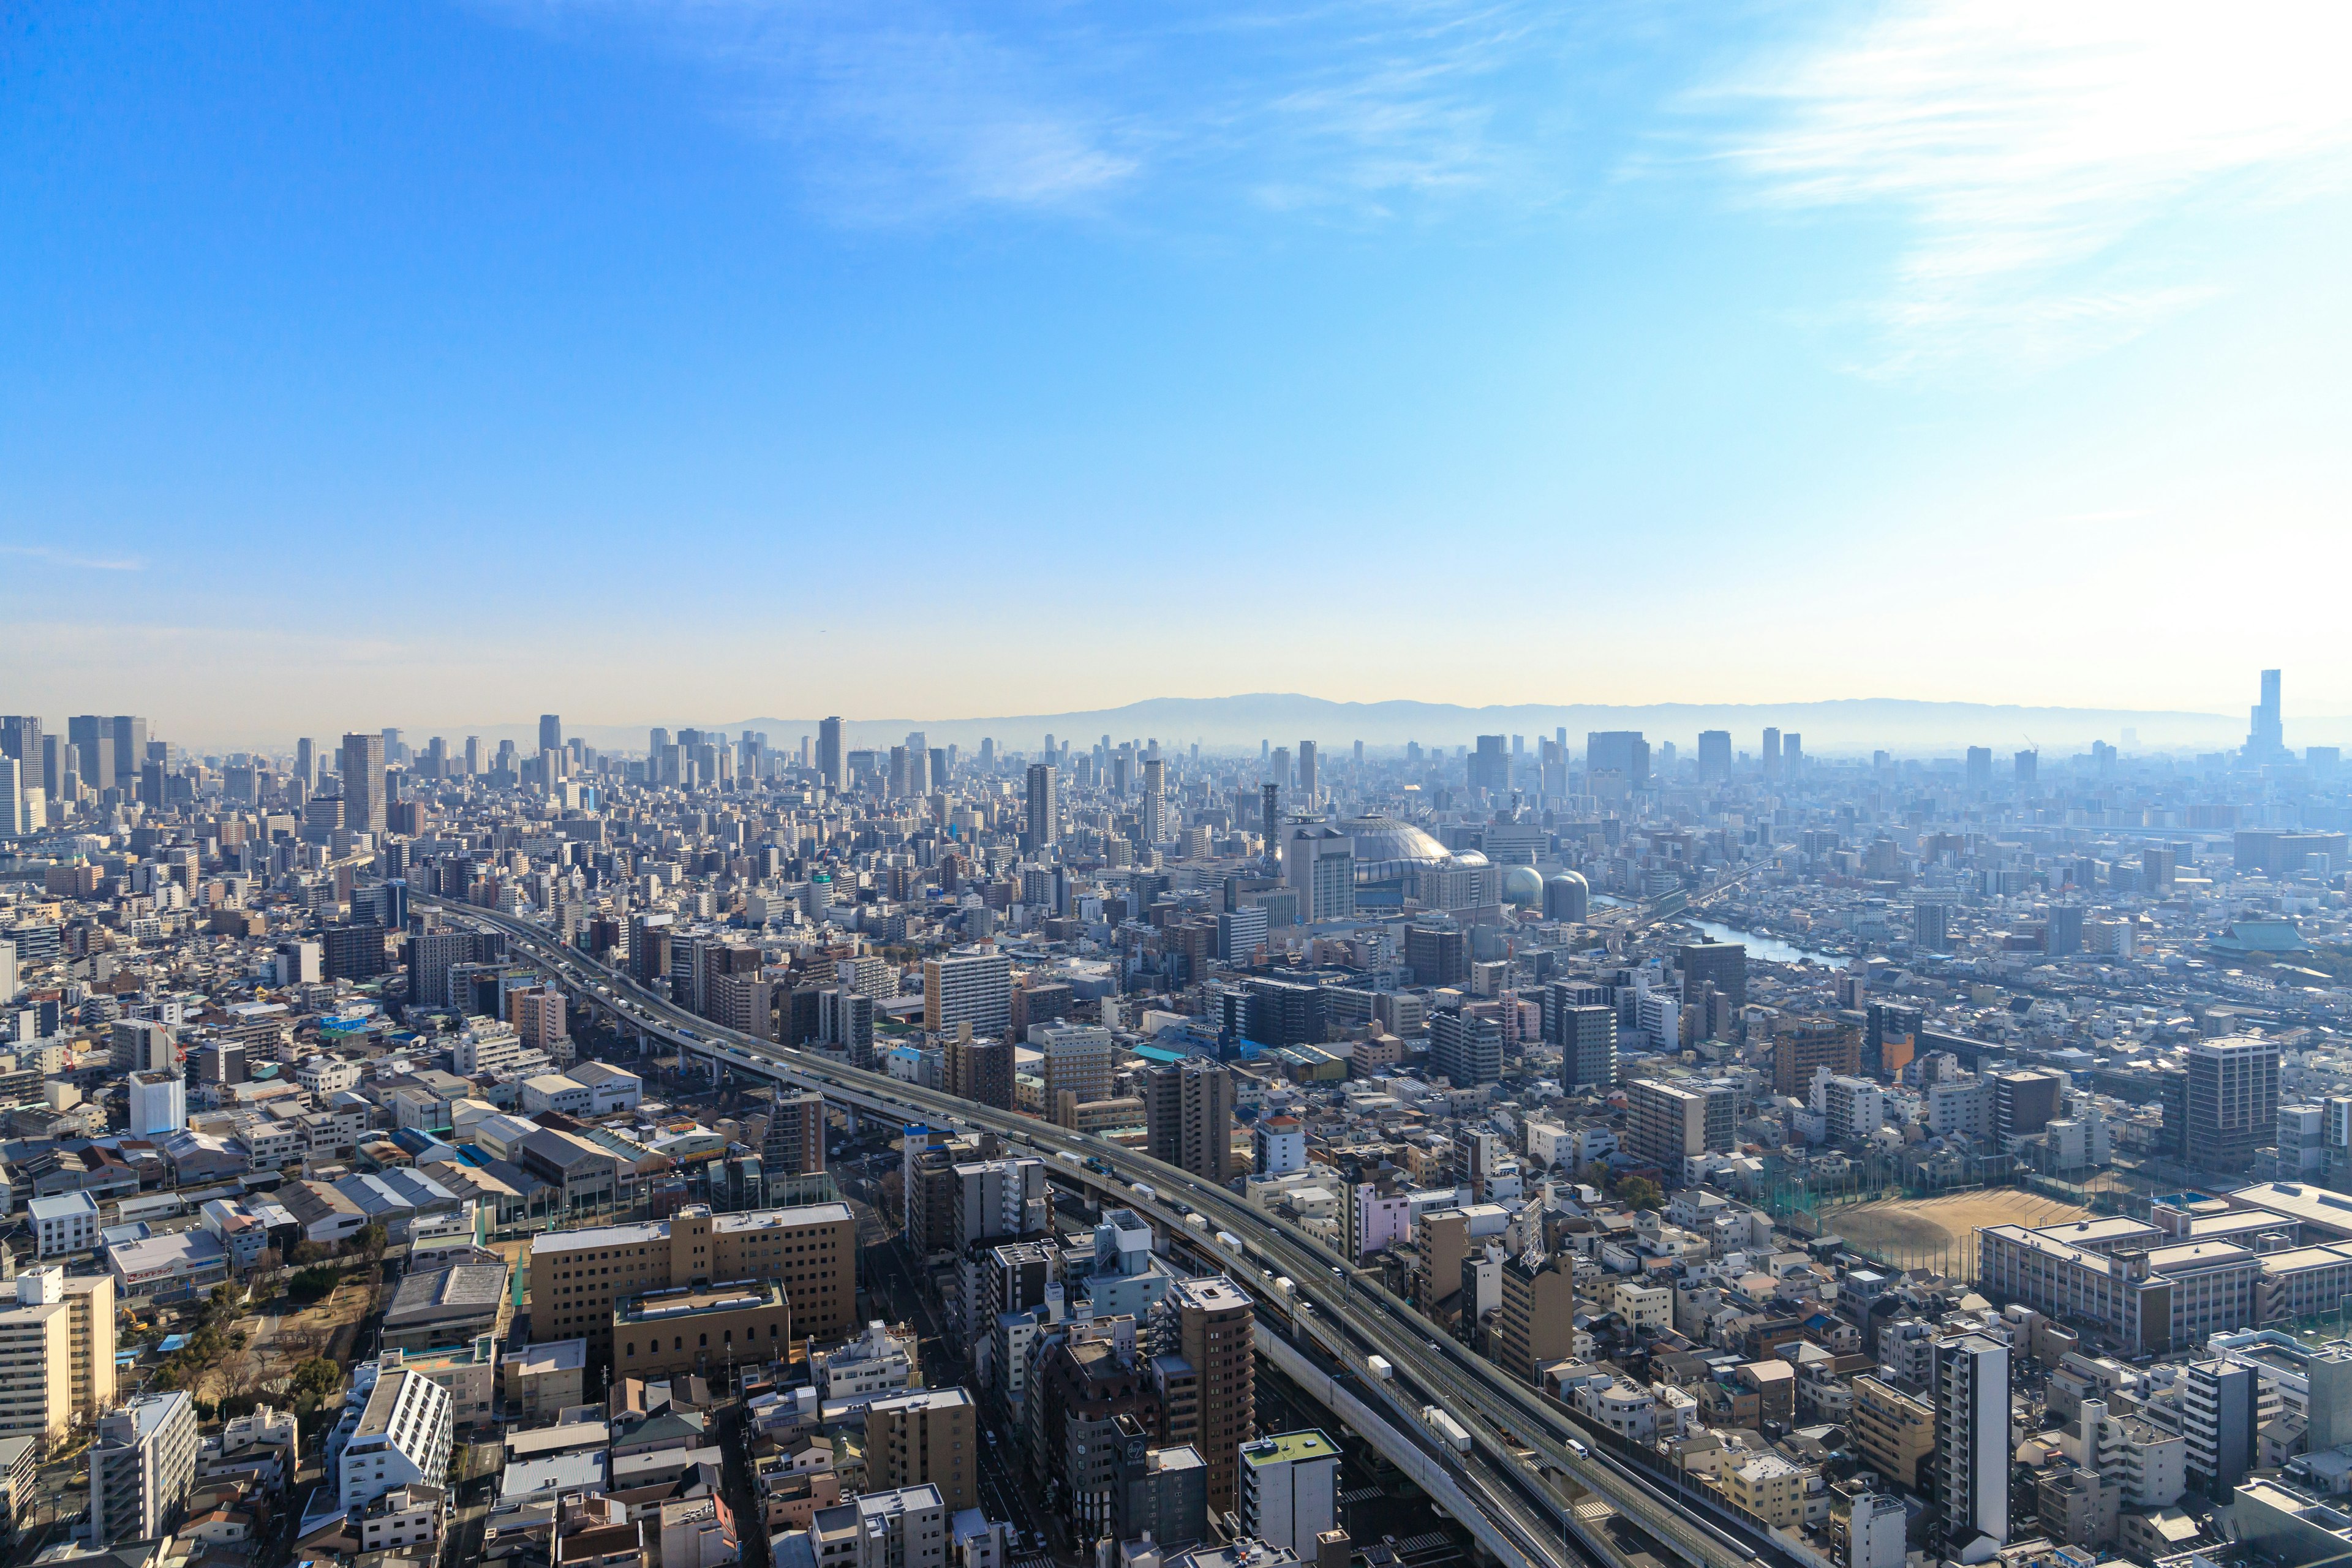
[422,895,1785,1568]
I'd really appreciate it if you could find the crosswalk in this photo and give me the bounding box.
[1011,1554,1056,1568]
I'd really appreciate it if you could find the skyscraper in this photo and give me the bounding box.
[1585,730,1650,785]
[1697,729,1732,778]
[538,714,562,752]
[1296,740,1317,806]
[108,718,146,789]
[1966,747,1992,790]
[2248,668,2285,758]
[66,717,113,797]
[2015,749,2038,787]
[818,717,845,791]
[1934,1335,2009,1554]
[1023,763,1058,851]
[1762,726,1782,774]
[339,731,387,835]
[293,737,315,789]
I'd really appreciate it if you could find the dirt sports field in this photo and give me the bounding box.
[1831,1189,2094,1280]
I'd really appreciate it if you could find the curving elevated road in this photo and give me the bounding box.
[421,896,1784,1568]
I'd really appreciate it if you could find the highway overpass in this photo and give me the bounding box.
[420,896,1787,1568]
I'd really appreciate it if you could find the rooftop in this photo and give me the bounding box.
[1240,1430,1338,1468]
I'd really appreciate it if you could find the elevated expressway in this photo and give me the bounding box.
[421,897,1785,1568]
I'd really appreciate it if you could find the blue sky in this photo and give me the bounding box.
[6,1,2351,742]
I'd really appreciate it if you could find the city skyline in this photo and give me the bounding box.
[7,4,2352,726]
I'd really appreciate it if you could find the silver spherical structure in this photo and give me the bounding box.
[1504,865,1545,905]
[1544,869,1591,922]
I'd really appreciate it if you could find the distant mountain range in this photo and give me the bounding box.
[417,693,2352,757]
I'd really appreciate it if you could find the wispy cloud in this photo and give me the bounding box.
[492,0,1575,225]
[1686,1,2352,375]
[0,543,143,571]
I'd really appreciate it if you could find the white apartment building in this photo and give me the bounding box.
[339,1369,453,1511]
[28,1192,100,1257]
[90,1390,199,1545]
[1238,1431,1340,1561]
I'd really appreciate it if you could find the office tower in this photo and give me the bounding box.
[818,988,876,1068]
[2184,1035,2280,1173]
[1352,739,1363,767]
[1626,1078,1736,1167]
[1297,740,1317,805]
[1785,733,1803,772]
[1140,756,1166,843]
[1966,747,1992,790]
[1935,1335,2009,1553]
[1678,941,1748,1011]
[818,717,845,790]
[865,1388,978,1512]
[293,736,315,789]
[538,714,562,752]
[1429,1010,1502,1087]
[1281,825,1355,924]
[2182,1359,2257,1497]
[89,1389,199,1545]
[1152,1278,1254,1515]
[67,718,113,796]
[1023,763,1058,851]
[1697,729,1732,778]
[1585,730,1651,785]
[1554,1002,1618,1090]
[1762,726,1782,774]
[924,951,1012,1038]
[1261,782,1280,851]
[340,731,387,835]
[946,1036,1015,1111]
[1914,900,1950,950]
[0,717,42,784]
[1772,1017,1862,1096]
[1468,734,1507,794]
[2016,749,2038,786]
[106,717,146,788]
[1864,1002,1921,1078]
[1238,1431,1340,1561]
[1145,1059,1235,1182]
[2248,668,2285,758]
[0,758,29,836]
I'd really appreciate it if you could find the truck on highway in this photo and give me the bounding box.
[1273,1277,1295,1297]
[1056,1152,1086,1167]
[1129,1183,1157,1204]
[1423,1406,1472,1455]
[1366,1355,1393,1381]
[1183,1214,1208,1231]
[1216,1232,1243,1253]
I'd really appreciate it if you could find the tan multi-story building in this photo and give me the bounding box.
[528,1203,855,1360]
[1145,1061,1236,1183]
[864,1387,978,1511]
[1720,1452,1806,1529]
[1033,1023,1115,1107]
[1496,1253,1577,1383]
[1852,1374,1936,1492]
[615,1281,791,1381]
[0,1267,116,1447]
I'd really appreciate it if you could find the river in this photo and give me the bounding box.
[1680,916,1849,968]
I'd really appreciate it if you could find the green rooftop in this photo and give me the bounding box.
[1240,1429,1339,1467]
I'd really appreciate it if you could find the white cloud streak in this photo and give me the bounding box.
[0,543,143,571]
[494,0,1572,225]
[1690,1,2352,374]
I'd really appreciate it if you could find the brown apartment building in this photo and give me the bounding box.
[528,1202,856,1360]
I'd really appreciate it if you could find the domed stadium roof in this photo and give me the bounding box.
[1340,816,1488,878]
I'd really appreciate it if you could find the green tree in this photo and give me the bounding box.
[1615,1176,1664,1214]
[1574,1162,1613,1192]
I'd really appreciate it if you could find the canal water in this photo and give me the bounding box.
[1681,916,1847,968]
